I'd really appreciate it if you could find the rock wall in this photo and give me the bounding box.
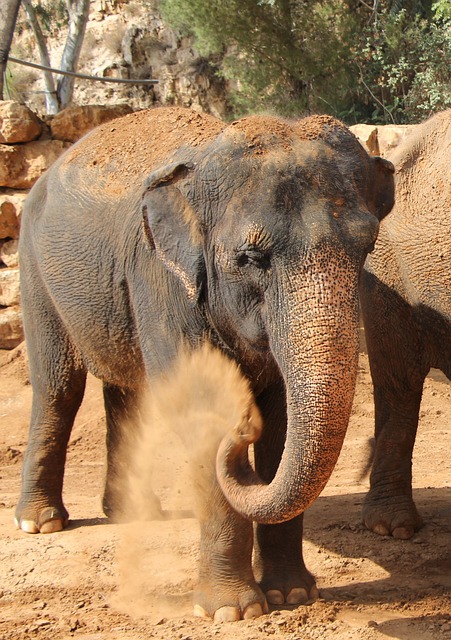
[0,98,415,349]
[0,100,134,349]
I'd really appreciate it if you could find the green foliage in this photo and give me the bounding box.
[353,8,451,123]
[160,0,360,119]
[389,0,433,17]
[4,43,39,102]
[16,0,68,36]
[33,0,68,34]
[160,0,451,123]
[432,0,451,20]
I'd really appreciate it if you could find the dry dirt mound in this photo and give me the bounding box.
[0,350,450,640]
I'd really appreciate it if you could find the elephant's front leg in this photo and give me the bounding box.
[253,383,318,605]
[254,516,318,605]
[194,486,267,622]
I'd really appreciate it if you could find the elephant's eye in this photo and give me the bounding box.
[237,247,271,271]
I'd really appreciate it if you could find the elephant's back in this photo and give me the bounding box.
[388,110,451,226]
[55,106,225,202]
[372,110,451,318]
[384,109,451,263]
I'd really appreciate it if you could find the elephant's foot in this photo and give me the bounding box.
[362,494,423,539]
[15,502,69,534]
[193,581,268,622]
[260,566,319,606]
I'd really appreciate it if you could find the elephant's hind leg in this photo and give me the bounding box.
[15,310,87,534]
[361,281,425,539]
[362,381,424,539]
[102,383,163,521]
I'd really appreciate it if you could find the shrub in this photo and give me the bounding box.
[352,8,451,123]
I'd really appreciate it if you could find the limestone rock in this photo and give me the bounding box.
[0,140,71,189]
[49,104,133,142]
[0,306,23,349]
[350,124,380,156]
[0,268,20,306]
[0,194,25,239]
[0,239,19,268]
[350,123,417,158]
[0,340,29,383]
[0,100,42,144]
[377,125,416,157]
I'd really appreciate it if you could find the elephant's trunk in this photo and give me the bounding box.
[216,248,360,524]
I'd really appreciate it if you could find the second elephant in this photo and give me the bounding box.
[361,110,451,539]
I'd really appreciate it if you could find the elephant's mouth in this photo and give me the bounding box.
[206,297,271,361]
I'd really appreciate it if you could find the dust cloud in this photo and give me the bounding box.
[112,343,259,619]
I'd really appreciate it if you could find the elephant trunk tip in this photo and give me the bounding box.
[216,403,264,490]
[231,403,263,445]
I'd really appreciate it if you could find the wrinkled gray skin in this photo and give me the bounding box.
[16,106,394,621]
[361,110,451,540]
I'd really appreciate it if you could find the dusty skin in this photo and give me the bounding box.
[0,344,450,640]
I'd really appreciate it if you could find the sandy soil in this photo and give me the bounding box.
[0,347,450,640]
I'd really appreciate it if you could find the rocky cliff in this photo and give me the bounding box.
[10,0,228,120]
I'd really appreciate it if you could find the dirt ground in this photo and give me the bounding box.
[0,346,450,640]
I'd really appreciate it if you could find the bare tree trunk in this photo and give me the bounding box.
[0,0,22,100]
[21,0,59,114]
[57,0,90,109]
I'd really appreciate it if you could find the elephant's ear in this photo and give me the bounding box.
[370,156,395,221]
[142,162,205,304]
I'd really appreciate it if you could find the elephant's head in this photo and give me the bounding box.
[142,114,394,525]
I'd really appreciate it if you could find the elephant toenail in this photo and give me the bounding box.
[243,603,264,619]
[213,606,241,622]
[309,585,320,601]
[266,589,284,605]
[19,519,39,534]
[373,524,389,536]
[40,519,64,534]
[393,526,414,540]
[287,587,308,604]
[193,604,210,619]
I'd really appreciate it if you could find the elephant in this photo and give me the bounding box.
[16,106,395,621]
[360,109,451,540]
